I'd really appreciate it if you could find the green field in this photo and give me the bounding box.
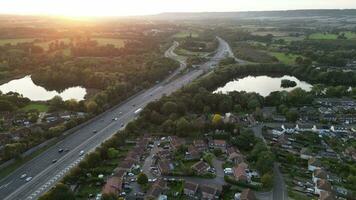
[309,32,356,40]
[0,38,36,46]
[270,52,299,65]
[172,31,199,38]
[36,38,70,50]
[93,38,125,48]
[21,103,49,112]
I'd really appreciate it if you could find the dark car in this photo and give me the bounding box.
[58,149,64,153]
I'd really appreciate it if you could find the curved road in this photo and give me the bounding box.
[0,36,232,200]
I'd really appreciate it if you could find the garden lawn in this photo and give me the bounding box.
[0,38,36,46]
[270,52,299,65]
[21,103,49,112]
[173,31,199,38]
[93,38,125,48]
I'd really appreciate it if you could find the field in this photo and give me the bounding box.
[309,32,356,40]
[21,103,49,112]
[270,52,299,65]
[172,31,199,38]
[36,38,70,50]
[0,38,36,46]
[92,38,125,48]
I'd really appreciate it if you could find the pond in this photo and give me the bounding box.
[214,75,313,97]
[0,76,87,101]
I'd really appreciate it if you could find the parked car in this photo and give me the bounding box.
[58,149,64,153]
[25,177,32,182]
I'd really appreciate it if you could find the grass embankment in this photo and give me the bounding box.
[309,32,356,40]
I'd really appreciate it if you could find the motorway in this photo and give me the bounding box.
[0,36,233,200]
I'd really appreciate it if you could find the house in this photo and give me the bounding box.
[102,176,122,196]
[319,191,335,200]
[157,149,171,160]
[300,148,313,160]
[228,152,244,165]
[169,136,184,150]
[315,179,332,195]
[145,179,167,200]
[191,160,210,175]
[209,139,227,152]
[158,159,174,175]
[344,147,356,161]
[235,189,257,200]
[183,181,199,196]
[193,139,208,152]
[233,164,248,182]
[200,185,219,200]
[313,169,328,184]
[308,157,321,171]
[118,158,136,170]
[185,145,200,160]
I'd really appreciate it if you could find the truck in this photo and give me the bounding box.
[134,108,142,115]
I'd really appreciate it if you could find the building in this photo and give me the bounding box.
[191,160,210,175]
[233,164,248,182]
[308,157,321,171]
[185,145,200,160]
[319,191,335,200]
[313,169,328,184]
[200,184,219,200]
[315,179,332,195]
[102,176,122,196]
[145,179,167,200]
[158,159,174,175]
[300,148,313,160]
[183,181,199,197]
[193,139,208,152]
[169,136,184,150]
[209,139,227,152]
[235,189,257,200]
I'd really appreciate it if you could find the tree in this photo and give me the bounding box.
[212,114,223,125]
[107,147,119,159]
[286,110,299,122]
[0,100,17,111]
[38,183,75,200]
[256,152,274,174]
[85,100,98,113]
[161,101,178,115]
[232,130,256,151]
[261,173,274,188]
[137,173,148,186]
[176,117,190,136]
[49,96,64,110]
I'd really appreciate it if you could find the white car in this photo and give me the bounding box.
[79,150,85,156]
[20,174,27,179]
[25,177,32,182]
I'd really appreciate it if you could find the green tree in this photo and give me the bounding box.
[38,183,75,200]
[176,117,190,136]
[286,110,299,122]
[107,148,119,159]
[161,101,178,115]
[137,173,148,186]
[85,100,98,113]
[261,173,274,189]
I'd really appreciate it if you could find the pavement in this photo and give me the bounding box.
[0,36,233,200]
[252,124,288,200]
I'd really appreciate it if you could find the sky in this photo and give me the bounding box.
[0,0,355,17]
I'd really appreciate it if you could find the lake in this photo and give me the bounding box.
[214,75,312,97]
[0,76,87,101]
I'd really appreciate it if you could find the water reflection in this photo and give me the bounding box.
[0,76,86,101]
[214,75,312,97]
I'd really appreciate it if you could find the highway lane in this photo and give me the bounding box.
[0,37,232,200]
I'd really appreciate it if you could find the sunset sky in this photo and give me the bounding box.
[0,0,355,17]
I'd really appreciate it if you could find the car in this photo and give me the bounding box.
[25,177,32,182]
[127,172,134,177]
[93,130,97,133]
[52,159,57,163]
[65,149,70,152]
[119,112,123,115]
[20,174,27,179]
[58,149,64,153]
[121,123,124,127]
[79,150,85,156]
[112,117,118,121]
